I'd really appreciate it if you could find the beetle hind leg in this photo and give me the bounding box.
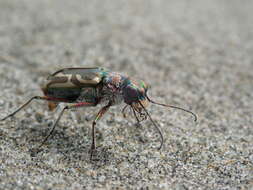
[1,96,51,122]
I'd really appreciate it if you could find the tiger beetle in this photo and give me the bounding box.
[0,67,197,160]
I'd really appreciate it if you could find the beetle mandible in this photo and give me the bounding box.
[1,67,197,160]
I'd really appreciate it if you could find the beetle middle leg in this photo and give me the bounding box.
[90,102,111,160]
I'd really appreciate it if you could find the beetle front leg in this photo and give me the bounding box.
[90,102,111,161]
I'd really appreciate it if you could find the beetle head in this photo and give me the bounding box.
[121,76,197,150]
[122,78,149,111]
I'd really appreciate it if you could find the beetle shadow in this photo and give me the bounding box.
[26,123,115,164]
[56,145,114,165]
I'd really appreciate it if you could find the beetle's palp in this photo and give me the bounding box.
[138,101,164,150]
[131,105,141,124]
[146,95,197,122]
[132,106,147,122]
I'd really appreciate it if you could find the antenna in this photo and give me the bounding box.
[146,96,197,122]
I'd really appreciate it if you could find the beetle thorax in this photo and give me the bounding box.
[101,72,126,105]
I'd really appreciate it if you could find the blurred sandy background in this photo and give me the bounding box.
[0,0,252,189]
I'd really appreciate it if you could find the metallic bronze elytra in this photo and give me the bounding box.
[0,67,197,160]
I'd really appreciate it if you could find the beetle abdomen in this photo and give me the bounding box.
[41,68,107,103]
[49,67,106,87]
[43,67,107,89]
[46,87,82,102]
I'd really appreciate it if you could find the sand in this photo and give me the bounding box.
[0,0,252,189]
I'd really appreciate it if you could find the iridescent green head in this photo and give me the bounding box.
[122,77,149,109]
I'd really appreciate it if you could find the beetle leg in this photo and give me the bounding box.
[131,106,142,128]
[90,102,111,160]
[0,96,53,121]
[121,104,129,118]
[35,102,96,153]
[138,101,164,150]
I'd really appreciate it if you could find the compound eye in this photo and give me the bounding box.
[123,86,140,104]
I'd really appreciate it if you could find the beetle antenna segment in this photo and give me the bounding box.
[138,101,164,150]
[146,96,197,122]
[37,106,68,150]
